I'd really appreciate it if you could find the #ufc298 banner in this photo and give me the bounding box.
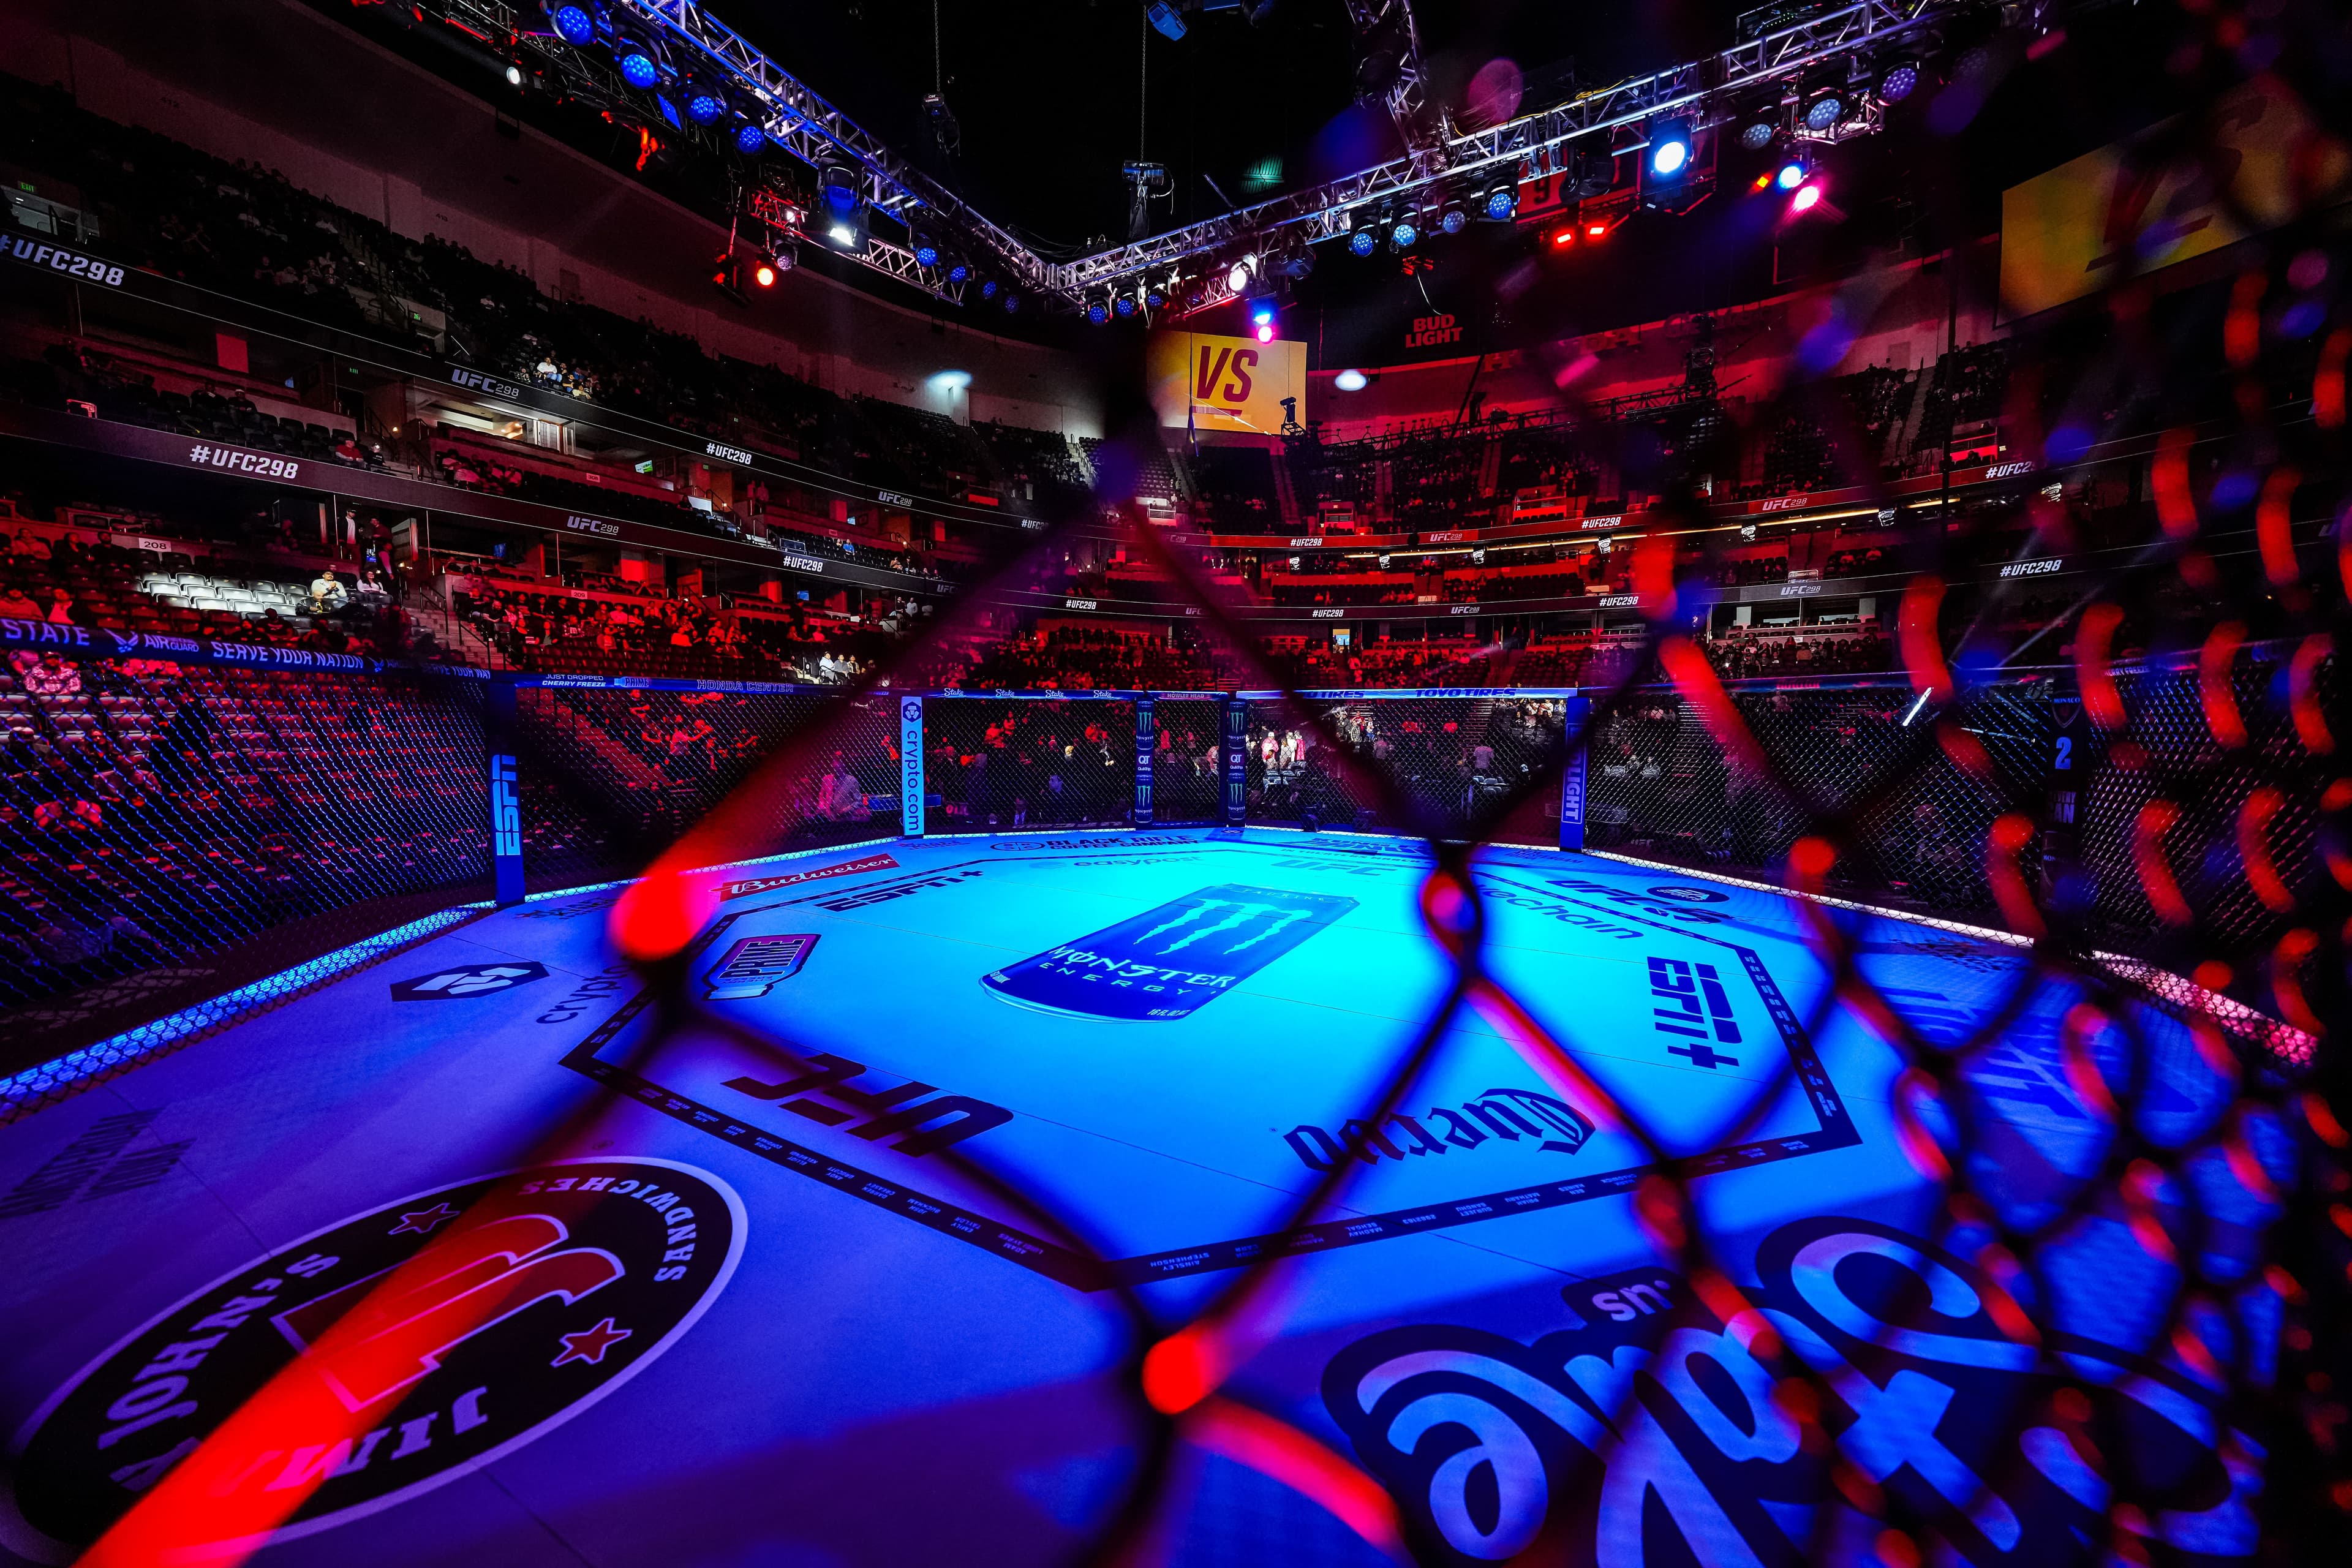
[1147,331,1309,435]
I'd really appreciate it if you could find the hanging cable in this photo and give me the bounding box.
[1139,7,1148,160]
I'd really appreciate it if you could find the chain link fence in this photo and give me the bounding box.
[0,651,493,1107]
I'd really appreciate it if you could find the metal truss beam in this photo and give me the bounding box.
[1343,0,1447,153]
[413,0,1981,315]
[1054,0,1966,311]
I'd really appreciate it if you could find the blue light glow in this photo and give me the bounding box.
[618,50,659,89]
[734,123,764,154]
[0,908,480,1119]
[1483,187,1517,220]
[686,91,725,125]
[551,4,597,47]
[1349,230,1377,257]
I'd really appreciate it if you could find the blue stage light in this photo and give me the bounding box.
[1001,290,1019,313]
[685,89,725,126]
[1775,157,1809,190]
[1248,295,1276,326]
[1348,228,1377,257]
[947,258,970,284]
[981,279,1000,300]
[1114,295,1136,317]
[1145,284,1166,307]
[1804,88,1845,131]
[734,123,764,155]
[1438,206,1468,235]
[1087,300,1109,324]
[1878,59,1920,102]
[1482,184,1517,221]
[550,4,597,47]
[1389,217,1417,249]
[1648,119,1692,178]
[618,48,659,89]
[912,235,941,268]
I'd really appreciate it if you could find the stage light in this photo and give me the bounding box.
[1586,222,1608,238]
[828,225,857,246]
[1388,215,1418,249]
[1646,119,1692,178]
[1736,110,1779,150]
[1144,282,1166,307]
[982,278,1001,300]
[947,257,971,285]
[1877,58,1921,102]
[505,64,526,88]
[752,258,778,288]
[1087,298,1110,324]
[684,84,726,125]
[1333,368,1367,392]
[1247,295,1276,327]
[1482,183,1517,221]
[1147,0,1188,42]
[1803,85,1846,131]
[1775,154,1810,190]
[615,37,661,89]
[1115,294,1136,317]
[911,233,941,268]
[1254,323,1274,343]
[1224,255,1257,293]
[1792,182,1824,213]
[545,1,597,47]
[1548,225,1575,247]
[734,123,765,155]
[1438,203,1467,236]
[1348,227,1378,257]
[1273,241,1314,280]
[1000,290,1019,313]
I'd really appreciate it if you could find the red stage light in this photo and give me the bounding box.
[753,262,778,288]
[1548,227,1575,247]
[1586,222,1607,239]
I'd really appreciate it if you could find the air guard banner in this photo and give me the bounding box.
[1147,332,1308,434]
[1999,76,2351,320]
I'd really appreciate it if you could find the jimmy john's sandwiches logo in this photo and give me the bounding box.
[0,1159,742,1562]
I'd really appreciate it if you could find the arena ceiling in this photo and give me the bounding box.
[718,0,1752,255]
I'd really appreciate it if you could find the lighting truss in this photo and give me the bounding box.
[410,0,1981,315]
[1344,0,1447,153]
[1061,0,1966,314]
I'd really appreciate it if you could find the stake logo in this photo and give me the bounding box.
[0,1159,742,1562]
[983,884,1356,1020]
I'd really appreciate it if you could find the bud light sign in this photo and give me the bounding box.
[982,884,1355,1020]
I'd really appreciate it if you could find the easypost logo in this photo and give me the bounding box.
[0,1159,742,1562]
[389,962,548,1000]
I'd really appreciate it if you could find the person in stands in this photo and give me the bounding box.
[18,649,82,698]
[814,752,866,821]
[0,583,42,619]
[308,567,348,617]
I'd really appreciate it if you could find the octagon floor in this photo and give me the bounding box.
[0,829,2271,1567]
